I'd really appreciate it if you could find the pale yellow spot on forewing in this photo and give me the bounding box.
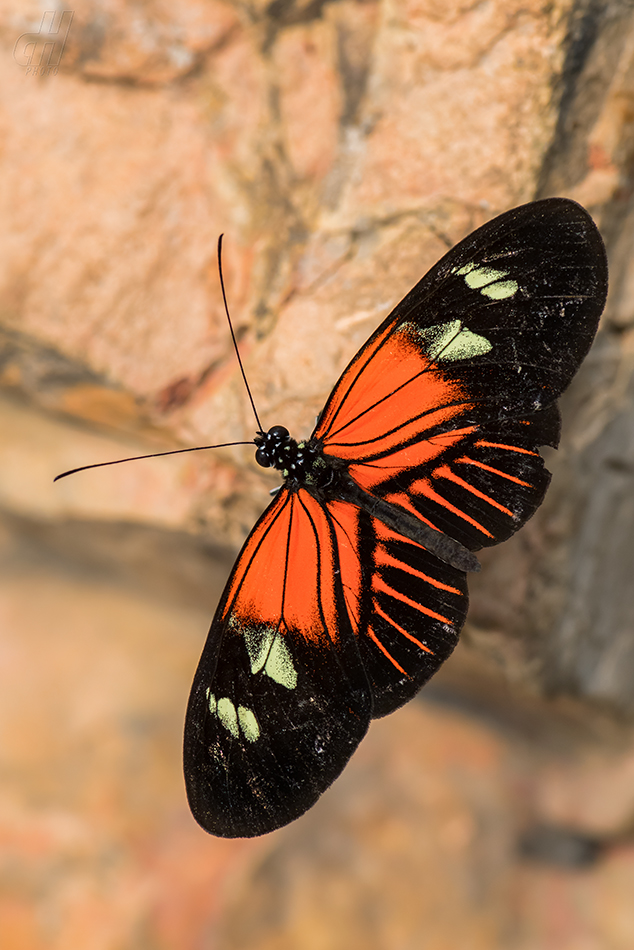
[264,636,298,689]
[417,319,462,360]
[217,697,239,737]
[464,266,509,289]
[206,689,217,714]
[415,319,491,362]
[480,279,518,300]
[243,626,298,689]
[441,329,492,362]
[244,626,275,674]
[454,263,475,275]
[238,706,260,742]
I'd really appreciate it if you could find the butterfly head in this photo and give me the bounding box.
[254,425,335,487]
[254,425,292,469]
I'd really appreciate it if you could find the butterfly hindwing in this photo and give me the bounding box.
[325,497,468,716]
[350,405,560,554]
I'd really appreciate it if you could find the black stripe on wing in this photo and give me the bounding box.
[356,514,468,717]
[374,407,561,552]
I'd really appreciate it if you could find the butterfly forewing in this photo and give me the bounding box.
[314,198,606,451]
[312,200,605,558]
[184,488,371,838]
[185,198,607,837]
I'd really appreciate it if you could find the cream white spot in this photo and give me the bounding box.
[264,636,298,689]
[217,697,239,737]
[238,705,260,742]
[442,327,493,361]
[244,626,298,690]
[416,319,460,359]
[453,262,518,299]
[454,262,475,276]
[417,320,492,362]
[464,265,508,288]
[480,279,518,300]
[208,692,261,742]
[244,626,271,673]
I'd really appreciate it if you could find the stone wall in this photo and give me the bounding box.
[2,1,634,947]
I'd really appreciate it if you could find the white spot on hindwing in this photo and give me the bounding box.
[453,261,518,300]
[416,319,492,362]
[243,625,298,690]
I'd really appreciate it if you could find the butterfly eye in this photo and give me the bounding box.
[268,425,290,441]
[255,446,272,468]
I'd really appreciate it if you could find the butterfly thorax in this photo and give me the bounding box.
[254,425,334,487]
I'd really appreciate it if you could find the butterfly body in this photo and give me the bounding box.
[254,424,337,488]
[255,424,480,571]
[184,199,608,838]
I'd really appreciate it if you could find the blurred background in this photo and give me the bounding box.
[1,0,634,947]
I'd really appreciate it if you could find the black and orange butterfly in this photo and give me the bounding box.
[184,198,607,837]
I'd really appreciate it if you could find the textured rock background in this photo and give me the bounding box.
[2,0,634,947]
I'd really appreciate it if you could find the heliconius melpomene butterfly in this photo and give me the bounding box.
[50,199,605,838]
[64,199,592,839]
[183,199,607,837]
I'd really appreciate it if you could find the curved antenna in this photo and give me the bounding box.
[217,234,265,435]
[55,237,263,485]
[54,441,253,482]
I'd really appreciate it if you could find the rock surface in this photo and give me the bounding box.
[1,1,634,947]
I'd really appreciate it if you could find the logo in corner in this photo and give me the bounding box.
[14,11,74,78]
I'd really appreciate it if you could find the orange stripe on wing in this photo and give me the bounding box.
[410,479,495,538]
[373,574,452,623]
[374,602,434,653]
[455,456,533,487]
[326,402,466,459]
[435,465,514,517]
[222,490,292,619]
[375,546,462,595]
[320,332,470,454]
[428,425,479,445]
[474,439,539,456]
[366,625,407,674]
[314,320,396,439]
[378,492,442,535]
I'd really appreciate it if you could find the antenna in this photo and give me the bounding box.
[54,441,254,482]
[217,235,265,435]
[54,235,265,484]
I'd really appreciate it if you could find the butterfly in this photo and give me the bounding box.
[183,198,608,838]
